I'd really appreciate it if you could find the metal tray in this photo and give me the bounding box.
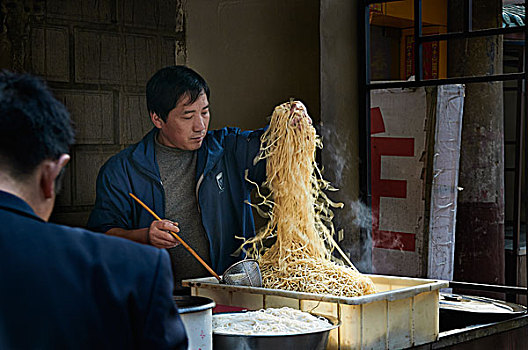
[212,313,340,350]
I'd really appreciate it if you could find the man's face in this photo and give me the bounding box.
[152,92,210,150]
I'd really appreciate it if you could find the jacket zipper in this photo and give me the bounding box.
[195,173,204,213]
[129,157,166,218]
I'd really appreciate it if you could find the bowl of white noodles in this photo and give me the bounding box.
[212,307,340,350]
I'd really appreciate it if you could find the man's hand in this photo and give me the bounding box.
[148,220,180,249]
[289,101,312,129]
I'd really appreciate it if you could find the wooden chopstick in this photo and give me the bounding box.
[129,192,222,282]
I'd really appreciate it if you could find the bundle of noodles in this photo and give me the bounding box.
[244,100,376,297]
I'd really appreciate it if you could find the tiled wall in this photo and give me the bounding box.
[23,0,186,227]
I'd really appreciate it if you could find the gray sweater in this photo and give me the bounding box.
[155,137,212,292]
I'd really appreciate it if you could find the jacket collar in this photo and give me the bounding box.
[0,190,44,222]
[130,128,161,180]
[197,132,224,179]
[132,127,225,180]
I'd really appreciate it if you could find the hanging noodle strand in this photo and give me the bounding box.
[244,100,376,297]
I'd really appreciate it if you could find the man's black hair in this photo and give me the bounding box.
[146,65,210,122]
[0,71,75,179]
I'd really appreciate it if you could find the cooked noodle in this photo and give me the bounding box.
[212,307,332,335]
[244,100,376,297]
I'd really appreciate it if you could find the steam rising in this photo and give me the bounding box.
[318,123,374,272]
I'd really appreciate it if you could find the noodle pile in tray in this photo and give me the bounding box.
[213,307,332,335]
[244,100,376,297]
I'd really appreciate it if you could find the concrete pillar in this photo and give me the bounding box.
[448,0,505,286]
[320,1,370,271]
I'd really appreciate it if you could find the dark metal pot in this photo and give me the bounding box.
[212,313,340,350]
[439,293,527,331]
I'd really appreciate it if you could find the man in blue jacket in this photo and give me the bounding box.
[87,66,268,293]
[0,71,187,349]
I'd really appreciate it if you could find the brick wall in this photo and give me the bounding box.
[1,0,185,227]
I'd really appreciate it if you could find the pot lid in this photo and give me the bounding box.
[440,293,527,314]
[174,296,216,314]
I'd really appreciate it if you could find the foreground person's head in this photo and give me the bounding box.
[0,71,75,220]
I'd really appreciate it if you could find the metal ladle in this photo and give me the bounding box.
[129,193,262,287]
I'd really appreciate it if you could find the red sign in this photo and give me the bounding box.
[371,107,416,251]
[405,35,439,80]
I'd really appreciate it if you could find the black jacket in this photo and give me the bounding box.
[0,190,187,349]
